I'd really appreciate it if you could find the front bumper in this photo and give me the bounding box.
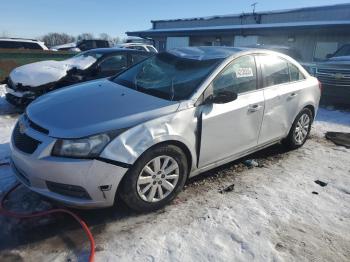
[10,119,128,208]
[5,85,36,107]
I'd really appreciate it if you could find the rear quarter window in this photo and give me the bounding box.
[289,63,305,82]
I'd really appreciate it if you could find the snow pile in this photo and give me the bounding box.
[0,84,18,115]
[0,85,18,194]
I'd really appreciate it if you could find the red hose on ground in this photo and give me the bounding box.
[0,183,95,262]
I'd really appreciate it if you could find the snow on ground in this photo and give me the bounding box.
[0,85,18,194]
[0,88,349,262]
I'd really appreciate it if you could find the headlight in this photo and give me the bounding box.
[52,132,119,158]
[310,67,317,76]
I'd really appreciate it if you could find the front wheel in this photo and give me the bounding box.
[119,144,188,212]
[283,108,313,149]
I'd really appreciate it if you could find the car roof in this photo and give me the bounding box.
[246,44,296,50]
[0,38,44,44]
[86,47,151,54]
[118,43,151,46]
[167,46,247,60]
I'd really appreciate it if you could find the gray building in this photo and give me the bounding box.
[127,3,350,62]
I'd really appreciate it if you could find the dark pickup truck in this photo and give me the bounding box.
[310,44,350,107]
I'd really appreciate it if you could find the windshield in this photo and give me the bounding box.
[333,44,350,57]
[113,52,222,101]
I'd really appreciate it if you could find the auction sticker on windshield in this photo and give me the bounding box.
[236,68,254,78]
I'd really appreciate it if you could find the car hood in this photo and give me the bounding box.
[317,56,350,69]
[26,79,180,138]
[328,56,350,62]
[9,56,97,87]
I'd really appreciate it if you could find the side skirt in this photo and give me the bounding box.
[189,137,283,178]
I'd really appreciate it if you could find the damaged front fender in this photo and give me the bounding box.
[100,106,199,173]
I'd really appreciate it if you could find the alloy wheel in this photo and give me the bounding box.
[294,113,310,145]
[136,155,180,202]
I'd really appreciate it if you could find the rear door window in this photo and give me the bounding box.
[78,40,95,51]
[260,55,290,87]
[23,42,42,50]
[96,41,109,48]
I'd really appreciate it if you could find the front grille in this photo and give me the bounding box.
[46,181,91,200]
[316,68,350,87]
[7,78,16,90]
[13,123,41,154]
[28,118,49,135]
[8,78,30,92]
[22,114,49,135]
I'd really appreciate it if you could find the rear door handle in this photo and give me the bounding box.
[290,92,298,98]
[248,104,262,112]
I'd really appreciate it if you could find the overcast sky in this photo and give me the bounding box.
[1,0,348,39]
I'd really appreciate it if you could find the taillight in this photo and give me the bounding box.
[318,80,322,92]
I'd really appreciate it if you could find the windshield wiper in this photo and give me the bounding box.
[170,77,175,101]
[134,76,139,91]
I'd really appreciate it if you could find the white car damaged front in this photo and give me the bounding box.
[5,54,97,107]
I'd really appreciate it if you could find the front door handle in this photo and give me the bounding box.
[248,104,262,112]
[289,92,298,98]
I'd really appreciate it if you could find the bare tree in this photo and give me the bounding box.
[113,36,123,44]
[77,33,94,41]
[99,33,112,41]
[1,30,11,38]
[98,33,123,46]
[40,33,75,47]
[38,32,123,47]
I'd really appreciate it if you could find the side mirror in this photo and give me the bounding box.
[326,53,333,59]
[205,90,238,104]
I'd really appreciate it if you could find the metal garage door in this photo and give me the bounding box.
[166,37,189,50]
[234,36,258,47]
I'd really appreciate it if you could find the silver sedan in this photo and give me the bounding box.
[10,47,321,211]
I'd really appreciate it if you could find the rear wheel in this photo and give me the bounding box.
[283,108,313,149]
[119,144,188,212]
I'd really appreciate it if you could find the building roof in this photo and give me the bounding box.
[127,20,350,37]
[127,3,350,37]
[150,3,350,23]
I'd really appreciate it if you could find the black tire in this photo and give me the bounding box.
[119,144,188,212]
[283,108,313,150]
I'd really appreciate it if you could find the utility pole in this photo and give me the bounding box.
[251,2,258,14]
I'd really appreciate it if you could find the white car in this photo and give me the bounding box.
[10,47,320,212]
[5,48,152,107]
[0,38,48,50]
[117,43,158,53]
